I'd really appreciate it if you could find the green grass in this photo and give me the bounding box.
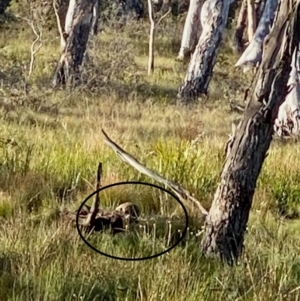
[0,2,300,301]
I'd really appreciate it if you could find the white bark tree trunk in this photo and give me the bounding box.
[52,0,98,88]
[177,0,204,61]
[274,49,300,137]
[178,0,231,101]
[247,0,257,42]
[235,0,279,71]
[91,0,100,35]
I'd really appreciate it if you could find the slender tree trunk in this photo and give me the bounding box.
[91,0,100,35]
[148,0,155,75]
[201,0,300,265]
[161,0,171,13]
[52,0,97,88]
[54,0,72,52]
[177,0,231,102]
[177,0,204,61]
[233,0,248,54]
[247,0,257,42]
[235,0,279,70]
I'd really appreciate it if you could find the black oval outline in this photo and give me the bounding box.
[76,181,189,261]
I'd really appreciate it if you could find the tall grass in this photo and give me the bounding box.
[0,3,299,301]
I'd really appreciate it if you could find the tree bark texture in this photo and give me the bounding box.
[52,0,98,88]
[233,0,248,54]
[235,0,279,70]
[201,0,300,265]
[255,0,267,22]
[177,0,231,101]
[177,0,204,61]
[274,49,300,137]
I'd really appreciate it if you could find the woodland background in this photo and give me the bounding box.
[0,0,300,300]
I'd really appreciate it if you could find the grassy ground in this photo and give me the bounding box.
[0,3,300,301]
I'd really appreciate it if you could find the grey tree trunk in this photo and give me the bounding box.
[232,0,266,54]
[52,0,98,88]
[177,0,232,102]
[255,0,267,21]
[233,0,248,54]
[235,0,279,71]
[201,0,300,265]
[177,0,204,61]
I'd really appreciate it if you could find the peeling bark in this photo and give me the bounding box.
[177,0,204,61]
[233,0,266,54]
[274,49,300,137]
[178,0,231,101]
[255,0,267,21]
[201,0,300,264]
[235,0,279,71]
[52,0,98,88]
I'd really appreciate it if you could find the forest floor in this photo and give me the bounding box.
[0,3,300,301]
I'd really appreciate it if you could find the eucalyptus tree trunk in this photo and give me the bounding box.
[235,0,279,71]
[274,49,300,137]
[177,0,232,102]
[247,0,257,42]
[233,0,248,54]
[255,0,267,21]
[52,0,98,88]
[177,0,204,61]
[233,0,266,54]
[201,0,300,265]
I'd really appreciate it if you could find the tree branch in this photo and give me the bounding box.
[101,129,208,216]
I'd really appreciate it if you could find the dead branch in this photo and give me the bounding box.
[64,162,140,233]
[53,0,67,52]
[101,129,208,216]
[229,99,245,112]
[156,8,172,26]
[20,17,44,79]
[87,162,102,228]
[147,0,171,75]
